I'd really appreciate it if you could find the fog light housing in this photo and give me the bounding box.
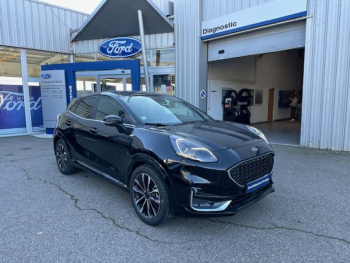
[190,191,231,212]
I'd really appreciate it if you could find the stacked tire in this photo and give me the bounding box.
[223,89,252,125]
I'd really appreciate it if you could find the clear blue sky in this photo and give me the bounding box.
[39,0,101,14]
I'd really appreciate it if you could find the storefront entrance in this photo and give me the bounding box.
[75,68,174,98]
[207,48,305,146]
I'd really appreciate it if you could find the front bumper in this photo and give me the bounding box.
[166,141,275,216]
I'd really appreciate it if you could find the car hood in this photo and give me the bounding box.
[149,121,262,151]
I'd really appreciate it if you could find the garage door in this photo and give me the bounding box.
[208,20,306,62]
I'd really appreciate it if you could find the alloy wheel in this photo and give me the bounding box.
[56,144,68,171]
[133,173,161,219]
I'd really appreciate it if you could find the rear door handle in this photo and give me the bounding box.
[65,120,72,126]
[89,127,98,134]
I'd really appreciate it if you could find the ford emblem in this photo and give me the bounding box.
[251,147,259,152]
[41,74,51,79]
[99,37,142,58]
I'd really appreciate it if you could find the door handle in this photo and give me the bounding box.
[65,120,72,126]
[89,127,98,134]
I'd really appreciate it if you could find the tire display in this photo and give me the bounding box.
[223,89,252,125]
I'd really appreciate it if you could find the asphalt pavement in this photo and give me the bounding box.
[0,136,349,263]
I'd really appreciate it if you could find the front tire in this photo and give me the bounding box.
[55,139,77,175]
[130,165,170,226]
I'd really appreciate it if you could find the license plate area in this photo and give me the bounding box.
[246,174,271,194]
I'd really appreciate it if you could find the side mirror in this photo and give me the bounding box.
[103,115,123,126]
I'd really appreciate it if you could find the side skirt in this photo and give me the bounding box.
[74,160,129,192]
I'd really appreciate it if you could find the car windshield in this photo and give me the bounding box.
[120,95,212,125]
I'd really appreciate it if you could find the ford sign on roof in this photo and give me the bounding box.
[99,37,142,58]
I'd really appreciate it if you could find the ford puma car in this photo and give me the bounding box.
[54,92,275,226]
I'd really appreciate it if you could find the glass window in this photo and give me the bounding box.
[152,49,175,67]
[28,82,44,131]
[100,77,124,91]
[95,96,125,121]
[120,95,211,125]
[126,77,146,91]
[0,46,27,135]
[76,76,97,97]
[73,97,96,119]
[153,74,175,95]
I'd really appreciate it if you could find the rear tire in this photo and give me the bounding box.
[55,139,77,175]
[129,165,170,226]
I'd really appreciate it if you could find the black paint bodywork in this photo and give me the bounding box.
[54,92,275,216]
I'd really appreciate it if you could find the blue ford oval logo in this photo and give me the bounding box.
[41,73,51,79]
[251,147,259,152]
[99,37,142,58]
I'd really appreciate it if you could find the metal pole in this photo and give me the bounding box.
[20,49,33,134]
[138,10,150,92]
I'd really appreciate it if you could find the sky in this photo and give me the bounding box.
[38,0,102,14]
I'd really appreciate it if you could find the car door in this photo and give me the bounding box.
[68,96,99,167]
[84,95,133,182]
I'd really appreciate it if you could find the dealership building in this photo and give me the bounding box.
[0,0,349,151]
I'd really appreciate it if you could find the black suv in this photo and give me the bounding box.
[54,92,275,225]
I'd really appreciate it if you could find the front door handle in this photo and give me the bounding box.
[89,127,98,134]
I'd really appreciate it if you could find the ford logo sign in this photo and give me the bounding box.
[41,74,51,79]
[99,37,142,58]
[251,147,259,152]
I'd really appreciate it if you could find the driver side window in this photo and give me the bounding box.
[95,96,125,121]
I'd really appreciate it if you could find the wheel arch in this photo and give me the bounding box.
[126,153,178,211]
[53,131,72,157]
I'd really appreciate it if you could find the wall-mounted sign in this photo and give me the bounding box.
[201,0,307,41]
[99,37,142,58]
[200,90,206,99]
[40,70,67,130]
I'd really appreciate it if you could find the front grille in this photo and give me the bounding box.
[228,153,274,186]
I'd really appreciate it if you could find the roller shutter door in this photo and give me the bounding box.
[208,20,306,62]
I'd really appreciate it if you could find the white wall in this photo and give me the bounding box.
[301,0,350,151]
[174,0,208,110]
[208,49,303,123]
[0,0,88,54]
[203,0,275,21]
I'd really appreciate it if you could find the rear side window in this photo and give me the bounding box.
[67,99,79,112]
[95,96,125,121]
[73,97,97,119]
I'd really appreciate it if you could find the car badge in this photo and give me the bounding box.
[251,147,259,152]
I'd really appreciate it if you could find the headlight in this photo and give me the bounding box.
[170,135,218,163]
[246,126,269,144]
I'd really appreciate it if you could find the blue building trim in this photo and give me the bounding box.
[201,11,307,41]
[42,60,141,105]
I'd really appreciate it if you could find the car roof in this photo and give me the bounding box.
[106,91,166,97]
[78,91,168,98]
